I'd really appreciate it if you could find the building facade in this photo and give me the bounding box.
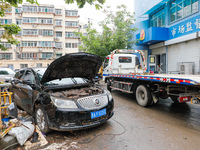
[0,3,83,70]
[132,0,200,74]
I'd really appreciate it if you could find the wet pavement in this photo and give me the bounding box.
[17,82,200,149]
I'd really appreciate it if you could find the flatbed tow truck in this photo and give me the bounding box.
[103,49,200,107]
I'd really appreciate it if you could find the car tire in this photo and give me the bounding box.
[35,105,51,134]
[107,80,111,92]
[136,85,153,107]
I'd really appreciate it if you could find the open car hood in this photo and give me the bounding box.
[40,52,102,84]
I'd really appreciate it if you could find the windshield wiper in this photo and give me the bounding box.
[71,78,77,85]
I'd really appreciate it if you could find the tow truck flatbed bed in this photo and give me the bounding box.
[109,74,200,86]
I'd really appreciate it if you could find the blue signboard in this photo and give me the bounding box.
[169,15,200,39]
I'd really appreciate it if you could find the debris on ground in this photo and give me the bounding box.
[42,141,80,150]
[1,100,49,150]
[23,125,48,150]
[8,121,34,146]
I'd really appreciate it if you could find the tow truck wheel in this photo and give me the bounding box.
[107,80,111,92]
[35,105,51,134]
[136,85,153,107]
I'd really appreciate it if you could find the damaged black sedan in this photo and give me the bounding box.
[11,53,114,133]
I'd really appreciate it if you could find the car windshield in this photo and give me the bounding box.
[35,68,88,85]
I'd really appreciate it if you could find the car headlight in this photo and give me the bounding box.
[106,90,113,101]
[51,96,78,109]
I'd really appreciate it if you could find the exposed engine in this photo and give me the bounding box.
[49,86,104,99]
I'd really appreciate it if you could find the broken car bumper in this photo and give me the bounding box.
[46,99,114,131]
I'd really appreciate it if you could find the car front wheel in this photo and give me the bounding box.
[35,105,50,134]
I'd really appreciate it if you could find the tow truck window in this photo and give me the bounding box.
[119,57,132,63]
[103,57,110,68]
[135,57,140,65]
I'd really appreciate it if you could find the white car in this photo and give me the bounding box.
[0,68,15,82]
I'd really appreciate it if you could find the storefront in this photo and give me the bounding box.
[132,0,200,74]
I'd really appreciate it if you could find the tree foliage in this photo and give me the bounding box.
[78,4,138,60]
[0,0,105,51]
[65,0,106,9]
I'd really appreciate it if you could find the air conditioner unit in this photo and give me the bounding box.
[32,24,37,28]
[38,48,43,52]
[18,13,22,17]
[180,64,193,75]
[53,25,55,28]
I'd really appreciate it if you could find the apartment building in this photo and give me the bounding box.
[0,3,82,70]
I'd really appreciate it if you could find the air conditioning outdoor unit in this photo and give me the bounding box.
[180,63,193,75]
[38,48,43,52]
[18,13,22,17]
[32,24,37,28]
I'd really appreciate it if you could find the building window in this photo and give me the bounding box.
[36,63,42,67]
[55,42,62,48]
[7,64,14,70]
[0,19,12,24]
[65,43,71,48]
[65,32,79,38]
[65,10,78,16]
[43,30,53,36]
[0,42,12,48]
[23,6,37,12]
[21,41,37,47]
[23,17,37,23]
[83,33,88,36]
[21,53,38,59]
[15,7,22,13]
[23,29,38,35]
[150,8,165,27]
[55,20,62,26]
[42,52,53,59]
[5,7,12,13]
[72,43,78,48]
[0,30,5,36]
[0,53,12,59]
[16,19,22,25]
[16,31,22,36]
[38,7,54,13]
[56,53,62,58]
[55,9,62,15]
[65,21,78,27]
[20,64,28,68]
[38,41,55,47]
[83,24,88,29]
[170,0,198,23]
[56,32,62,37]
[65,43,78,48]
[38,18,53,24]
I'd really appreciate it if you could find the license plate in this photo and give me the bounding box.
[91,108,106,119]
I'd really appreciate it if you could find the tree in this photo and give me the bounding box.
[0,0,105,51]
[78,4,138,60]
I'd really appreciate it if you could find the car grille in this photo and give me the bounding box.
[77,95,108,110]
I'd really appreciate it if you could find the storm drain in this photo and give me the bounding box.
[77,95,108,110]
